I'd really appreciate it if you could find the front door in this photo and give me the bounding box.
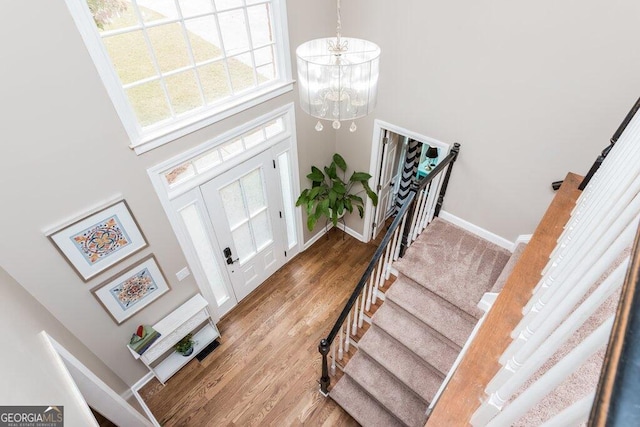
[201,148,287,302]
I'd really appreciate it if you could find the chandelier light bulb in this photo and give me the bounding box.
[349,122,357,132]
[315,121,324,132]
[332,120,341,130]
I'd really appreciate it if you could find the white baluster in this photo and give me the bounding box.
[489,258,627,395]
[410,189,426,242]
[330,341,336,375]
[372,257,384,304]
[338,324,344,360]
[351,298,359,335]
[394,210,410,259]
[365,274,375,311]
[424,175,442,227]
[358,286,366,328]
[345,312,351,353]
[385,227,400,280]
[539,392,595,427]
[510,214,637,351]
[528,197,640,310]
[379,241,392,290]
[475,316,614,427]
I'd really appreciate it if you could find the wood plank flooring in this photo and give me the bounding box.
[140,229,378,426]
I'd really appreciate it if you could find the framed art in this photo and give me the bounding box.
[92,254,170,325]
[48,199,148,282]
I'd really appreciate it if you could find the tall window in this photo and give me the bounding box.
[67,0,292,153]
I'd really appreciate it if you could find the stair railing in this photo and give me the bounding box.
[318,143,461,396]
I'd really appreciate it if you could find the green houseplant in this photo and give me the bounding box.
[174,333,195,357]
[296,153,378,231]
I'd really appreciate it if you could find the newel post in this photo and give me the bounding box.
[319,339,330,396]
[434,142,460,217]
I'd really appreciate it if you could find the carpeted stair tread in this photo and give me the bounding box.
[330,375,403,427]
[394,217,510,319]
[491,242,527,293]
[372,302,458,375]
[358,324,444,403]
[345,351,428,427]
[386,276,477,348]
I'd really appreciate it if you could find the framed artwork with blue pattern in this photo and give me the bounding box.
[91,254,170,324]
[47,199,148,282]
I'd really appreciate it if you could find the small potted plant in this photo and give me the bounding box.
[174,333,195,357]
[296,153,378,231]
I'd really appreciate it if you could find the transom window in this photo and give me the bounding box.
[66,0,292,153]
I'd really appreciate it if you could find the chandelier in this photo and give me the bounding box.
[296,0,381,132]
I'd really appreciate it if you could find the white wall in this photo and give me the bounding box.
[338,0,640,240]
[0,267,128,425]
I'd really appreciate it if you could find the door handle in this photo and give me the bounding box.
[223,247,239,265]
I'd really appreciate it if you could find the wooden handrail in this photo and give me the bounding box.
[589,221,640,425]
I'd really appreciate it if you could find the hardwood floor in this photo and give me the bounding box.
[140,229,378,426]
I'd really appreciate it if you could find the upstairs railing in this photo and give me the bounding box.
[318,143,460,395]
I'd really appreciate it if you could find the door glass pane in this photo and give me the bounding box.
[232,222,255,262]
[242,169,266,216]
[278,152,297,249]
[179,204,229,305]
[252,209,272,251]
[219,181,247,229]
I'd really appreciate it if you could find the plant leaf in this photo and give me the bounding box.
[348,194,364,205]
[333,153,347,171]
[307,214,317,231]
[333,181,346,194]
[357,205,364,217]
[307,166,324,182]
[363,181,378,206]
[295,189,309,206]
[345,198,353,213]
[350,171,372,182]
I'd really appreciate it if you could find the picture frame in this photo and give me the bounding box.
[47,199,148,282]
[91,254,170,325]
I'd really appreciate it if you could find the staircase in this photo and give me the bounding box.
[330,217,520,426]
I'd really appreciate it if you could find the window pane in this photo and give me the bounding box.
[228,53,256,93]
[232,223,255,263]
[242,169,266,216]
[126,80,171,127]
[243,129,265,149]
[253,45,273,67]
[215,0,243,11]
[198,62,232,104]
[165,162,195,186]
[247,4,272,47]
[246,0,269,5]
[194,150,222,172]
[147,23,191,73]
[219,181,247,229]
[186,17,222,63]
[218,10,250,55]
[103,31,156,84]
[165,70,203,115]
[257,64,275,82]
[138,0,179,23]
[219,139,244,160]
[251,210,272,251]
[178,0,214,18]
[95,0,136,33]
[265,118,284,138]
[179,204,230,305]
[278,152,297,249]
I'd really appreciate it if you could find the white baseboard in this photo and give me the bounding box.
[438,211,513,251]
[303,221,367,250]
[513,234,532,251]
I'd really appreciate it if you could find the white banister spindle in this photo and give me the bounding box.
[477,316,614,427]
[539,178,640,286]
[358,286,366,328]
[345,311,351,352]
[372,257,384,304]
[488,258,628,399]
[425,175,442,226]
[330,341,336,375]
[509,214,637,353]
[379,242,392,290]
[528,198,640,309]
[351,297,359,335]
[410,189,426,242]
[539,392,595,427]
[394,210,409,259]
[385,226,401,280]
[365,274,375,311]
[338,324,344,360]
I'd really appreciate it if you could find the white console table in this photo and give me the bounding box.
[128,293,220,384]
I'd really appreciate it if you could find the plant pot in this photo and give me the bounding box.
[180,346,194,357]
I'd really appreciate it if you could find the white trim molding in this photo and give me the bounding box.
[438,210,513,251]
